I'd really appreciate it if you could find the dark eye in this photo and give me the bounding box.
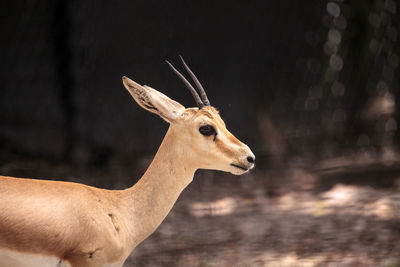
[199,125,216,136]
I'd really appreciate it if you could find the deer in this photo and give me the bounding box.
[0,56,255,267]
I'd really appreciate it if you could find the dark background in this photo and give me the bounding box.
[1,0,314,164]
[1,1,400,266]
[3,0,398,175]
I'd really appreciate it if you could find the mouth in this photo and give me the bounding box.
[230,163,249,171]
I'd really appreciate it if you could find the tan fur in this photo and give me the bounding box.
[0,77,254,266]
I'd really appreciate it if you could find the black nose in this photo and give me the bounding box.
[247,156,255,163]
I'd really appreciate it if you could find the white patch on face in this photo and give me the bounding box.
[104,262,125,267]
[0,248,70,267]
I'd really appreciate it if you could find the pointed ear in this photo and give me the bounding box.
[122,76,185,123]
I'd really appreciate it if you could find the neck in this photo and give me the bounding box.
[121,126,196,249]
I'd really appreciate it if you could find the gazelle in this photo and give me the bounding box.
[0,56,255,267]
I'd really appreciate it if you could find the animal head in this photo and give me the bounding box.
[122,56,255,175]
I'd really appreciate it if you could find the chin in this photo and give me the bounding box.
[229,168,249,175]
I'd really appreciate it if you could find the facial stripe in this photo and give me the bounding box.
[215,128,246,159]
[213,118,243,147]
[215,137,237,159]
[224,130,243,146]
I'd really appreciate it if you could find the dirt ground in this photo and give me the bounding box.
[127,159,400,267]
[1,155,400,267]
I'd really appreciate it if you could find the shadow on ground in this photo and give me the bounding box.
[1,154,400,266]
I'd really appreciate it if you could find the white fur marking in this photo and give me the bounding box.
[0,249,70,267]
[104,262,124,267]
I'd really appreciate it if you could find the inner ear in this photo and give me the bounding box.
[122,76,185,123]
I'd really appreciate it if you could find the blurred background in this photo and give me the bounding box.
[0,0,400,266]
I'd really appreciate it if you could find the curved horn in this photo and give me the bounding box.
[166,60,204,109]
[179,55,210,106]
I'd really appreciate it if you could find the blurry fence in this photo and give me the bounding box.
[0,0,398,167]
